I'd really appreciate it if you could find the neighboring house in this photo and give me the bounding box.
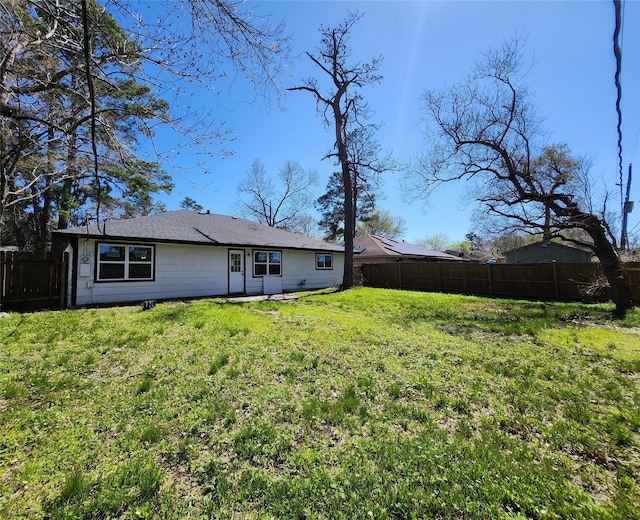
[52,210,344,307]
[503,241,593,264]
[353,234,464,264]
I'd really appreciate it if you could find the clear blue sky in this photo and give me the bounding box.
[152,0,639,246]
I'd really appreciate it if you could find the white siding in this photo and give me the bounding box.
[72,240,343,306]
[276,249,344,292]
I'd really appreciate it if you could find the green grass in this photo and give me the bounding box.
[1,288,639,519]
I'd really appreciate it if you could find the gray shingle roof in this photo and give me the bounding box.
[502,240,592,255]
[54,210,344,252]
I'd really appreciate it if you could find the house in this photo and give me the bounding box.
[352,234,464,264]
[52,210,344,307]
[503,241,593,264]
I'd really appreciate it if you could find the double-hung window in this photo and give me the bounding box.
[97,243,154,281]
[253,250,281,276]
[316,253,333,269]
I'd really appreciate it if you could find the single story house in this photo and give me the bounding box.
[52,210,344,307]
[353,234,464,264]
[503,241,593,264]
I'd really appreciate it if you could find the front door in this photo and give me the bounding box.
[228,249,245,293]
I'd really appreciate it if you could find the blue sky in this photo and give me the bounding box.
[151,0,639,246]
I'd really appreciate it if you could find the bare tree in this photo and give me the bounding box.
[236,159,317,232]
[356,209,406,238]
[417,233,450,252]
[289,12,383,288]
[405,40,633,315]
[295,214,323,239]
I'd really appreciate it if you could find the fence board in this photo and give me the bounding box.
[360,261,640,304]
[0,251,68,311]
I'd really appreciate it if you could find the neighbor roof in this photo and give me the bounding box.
[503,240,592,255]
[54,210,344,252]
[353,235,463,260]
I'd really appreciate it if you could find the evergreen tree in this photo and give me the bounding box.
[1,0,289,249]
[1,0,172,248]
[315,171,376,242]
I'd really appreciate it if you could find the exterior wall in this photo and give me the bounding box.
[72,240,343,306]
[274,249,343,292]
[505,243,593,264]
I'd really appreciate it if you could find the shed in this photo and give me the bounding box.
[52,210,344,306]
[503,241,593,264]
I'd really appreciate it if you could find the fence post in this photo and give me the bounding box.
[552,261,559,300]
[487,263,493,296]
[398,262,402,290]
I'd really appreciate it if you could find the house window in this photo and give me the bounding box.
[97,243,154,281]
[316,253,333,270]
[253,250,281,276]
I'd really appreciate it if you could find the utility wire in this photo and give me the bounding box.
[613,0,624,211]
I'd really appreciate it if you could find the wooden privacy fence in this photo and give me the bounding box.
[359,261,640,304]
[0,251,68,311]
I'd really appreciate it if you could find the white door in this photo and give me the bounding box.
[228,249,245,293]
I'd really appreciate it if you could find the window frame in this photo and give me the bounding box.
[252,249,282,277]
[315,253,334,270]
[95,242,155,282]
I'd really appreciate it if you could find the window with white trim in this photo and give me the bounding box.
[253,250,281,276]
[97,243,154,281]
[316,253,333,269]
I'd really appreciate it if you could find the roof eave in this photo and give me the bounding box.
[53,231,343,252]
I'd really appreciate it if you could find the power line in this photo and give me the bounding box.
[613,0,623,211]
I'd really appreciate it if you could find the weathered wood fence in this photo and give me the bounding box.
[0,251,68,311]
[359,262,640,304]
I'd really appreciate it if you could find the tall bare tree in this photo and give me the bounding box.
[405,40,633,315]
[315,124,394,242]
[289,13,383,288]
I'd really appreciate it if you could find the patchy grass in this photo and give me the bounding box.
[1,288,639,519]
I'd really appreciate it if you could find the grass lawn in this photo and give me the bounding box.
[1,287,639,519]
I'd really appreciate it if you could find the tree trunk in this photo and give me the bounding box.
[57,178,71,230]
[337,130,354,289]
[33,125,56,251]
[341,160,354,289]
[580,212,633,317]
[333,96,354,289]
[58,131,79,230]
